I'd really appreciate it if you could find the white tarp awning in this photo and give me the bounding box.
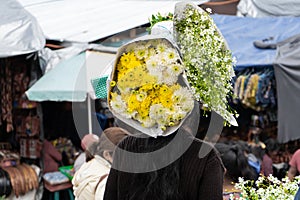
[25,50,115,133]
[18,0,207,43]
[26,50,114,102]
[0,0,45,58]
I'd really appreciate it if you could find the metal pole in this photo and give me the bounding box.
[87,95,92,134]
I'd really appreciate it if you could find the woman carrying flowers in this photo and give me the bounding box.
[104,32,224,200]
[102,2,234,200]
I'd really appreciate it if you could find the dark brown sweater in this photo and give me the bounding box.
[104,132,224,200]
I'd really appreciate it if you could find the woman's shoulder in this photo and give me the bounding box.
[116,134,223,166]
[185,138,224,165]
[116,135,139,150]
[118,134,220,155]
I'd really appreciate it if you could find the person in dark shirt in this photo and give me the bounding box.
[104,132,224,200]
[104,102,225,200]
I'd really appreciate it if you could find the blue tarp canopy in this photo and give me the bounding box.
[211,15,300,70]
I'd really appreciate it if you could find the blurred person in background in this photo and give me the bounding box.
[287,149,300,200]
[260,138,279,176]
[43,138,62,173]
[72,127,129,200]
[288,148,300,181]
[73,133,100,172]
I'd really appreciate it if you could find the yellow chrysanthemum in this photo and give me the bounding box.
[160,97,173,108]
[138,106,149,117]
[153,84,160,90]
[110,92,118,101]
[159,85,172,96]
[139,83,153,93]
[169,122,175,126]
[127,94,140,112]
[120,52,132,65]
[110,81,116,87]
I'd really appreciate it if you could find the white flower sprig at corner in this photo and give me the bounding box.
[108,36,194,137]
[232,175,300,200]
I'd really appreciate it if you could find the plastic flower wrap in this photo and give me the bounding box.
[108,35,194,137]
[173,2,237,126]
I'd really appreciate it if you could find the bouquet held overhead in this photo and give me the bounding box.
[107,1,237,138]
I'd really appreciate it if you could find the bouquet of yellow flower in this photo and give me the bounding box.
[108,36,194,137]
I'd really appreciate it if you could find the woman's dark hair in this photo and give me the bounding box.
[264,138,280,155]
[128,133,183,200]
[215,142,258,182]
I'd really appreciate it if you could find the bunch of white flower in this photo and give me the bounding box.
[173,3,236,125]
[232,175,300,200]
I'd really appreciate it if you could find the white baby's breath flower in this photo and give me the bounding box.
[174,3,236,125]
[235,174,299,199]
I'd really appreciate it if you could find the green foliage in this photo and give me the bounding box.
[146,12,173,33]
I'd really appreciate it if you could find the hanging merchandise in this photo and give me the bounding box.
[24,115,40,137]
[0,59,13,132]
[0,53,40,134]
[19,139,42,159]
[0,149,20,168]
[232,67,276,111]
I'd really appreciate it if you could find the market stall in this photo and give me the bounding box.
[26,50,115,137]
[211,14,300,143]
[0,0,45,199]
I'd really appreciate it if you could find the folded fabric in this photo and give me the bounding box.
[43,171,69,185]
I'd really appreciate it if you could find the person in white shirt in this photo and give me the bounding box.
[73,133,100,172]
[72,127,129,200]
